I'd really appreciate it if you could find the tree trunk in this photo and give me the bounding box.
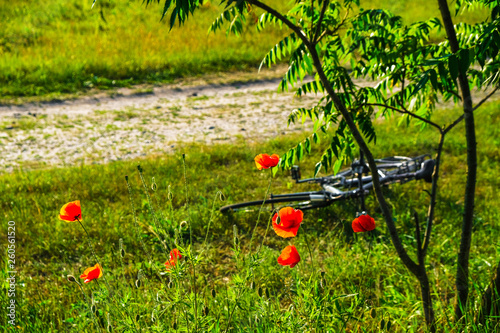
[436,0,477,320]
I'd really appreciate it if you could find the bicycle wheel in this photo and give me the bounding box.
[219,194,331,213]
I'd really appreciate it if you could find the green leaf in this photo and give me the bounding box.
[333,159,343,175]
[304,138,311,154]
[296,143,303,161]
[272,164,279,177]
[412,72,429,95]
[429,69,438,90]
[459,48,470,73]
[448,54,459,81]
[313,132,320,144]
[314,162,322,178]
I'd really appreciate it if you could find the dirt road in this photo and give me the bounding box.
[0,71,320,172]
[1,69,498,172]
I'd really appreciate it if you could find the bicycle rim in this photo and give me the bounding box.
[220,196,330,213]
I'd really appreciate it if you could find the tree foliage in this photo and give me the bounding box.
[145,0,499,174]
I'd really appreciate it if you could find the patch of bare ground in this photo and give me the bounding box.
[0,66,498,172]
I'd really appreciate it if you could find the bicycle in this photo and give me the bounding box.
[220,153,436,213]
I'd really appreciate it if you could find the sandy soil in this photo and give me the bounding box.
[0,70,320,172]
[0,68,498,172]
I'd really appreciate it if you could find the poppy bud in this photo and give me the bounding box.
[203,306,209,316]
[258,287,263,297]
[265,288,270,298]
[387,319,392,330]
[151,311,155,323]
[168,185,173,200]
[107,325,113,333]
[135,279,141,288]
[67,275,77,283]
[135,314,140,323]
[151,177,157,191]
[119,238,125,258]
[125,175,128,181]
[380,319,385,330]
[172,321,177,330]
[370,308,377,318]
[211,289,216,298]
[91,304,97,314]
[233,224,238,245]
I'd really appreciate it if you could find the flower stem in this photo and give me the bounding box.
[77,218,138,332]
[250,168,273,252]
[76,281,103,333]
[303,226,315,272]
[257,210,277,255]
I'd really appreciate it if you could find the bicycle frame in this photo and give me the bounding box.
[220,154,435,212]
[273,154,434,203]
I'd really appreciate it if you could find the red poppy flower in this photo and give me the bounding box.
[80,264,102,283]
[59,200,82,222]
[277,245,300,268]
[352,214,376,233]
[170,248,182,261]
[164,259,176,270]
[254,154,280,170]
[272,207,303,238]
[165,248,182,270]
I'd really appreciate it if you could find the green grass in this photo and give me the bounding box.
[0,101,499,331]
[0,0,488,101]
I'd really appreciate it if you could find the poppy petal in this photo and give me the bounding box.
[170,248,182,261]
[254,154,280,170]
[165,259,176,270]
[80,264,102,283]
[352,214,376,233]
[277,245,300,268]
[59,201,82,222]
[272,207,303,238]
[272,223,300,238]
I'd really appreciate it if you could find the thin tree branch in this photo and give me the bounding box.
[444,86,499,134]
[316,8,349,44]
[414,210,423,264]
[307,37,421,276]
[362,103,442,131]
[422,132,445,257]
[313,0,329,43]
[248,0,309,47]
[473,86,499,111]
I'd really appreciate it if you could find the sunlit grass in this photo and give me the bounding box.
[0,101,498,331]
[0,0,488,99]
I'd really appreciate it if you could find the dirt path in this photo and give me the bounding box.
[0,70,320,172]
[1,69,498,172]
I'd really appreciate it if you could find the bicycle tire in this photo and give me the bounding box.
[219,195,330,213]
